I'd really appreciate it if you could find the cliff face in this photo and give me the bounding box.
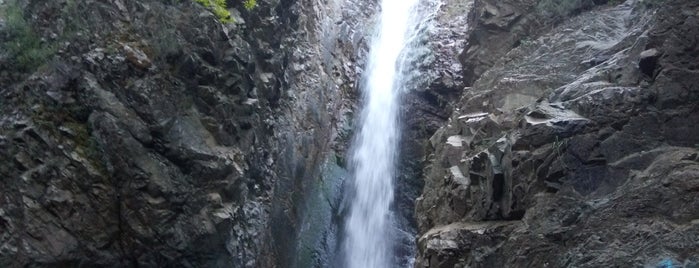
[415,0,699,267]
[0,0,365,266]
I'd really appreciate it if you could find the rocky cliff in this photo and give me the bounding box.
[1,0,698,267]
[0,0,368,266]
[415,0,699,267]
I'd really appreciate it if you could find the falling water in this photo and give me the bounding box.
[343,0,423,267]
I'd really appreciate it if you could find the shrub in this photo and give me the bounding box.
[193,0,256,22]
[243,0,256,10]
[1,0,55,72]
[194,0,233,23]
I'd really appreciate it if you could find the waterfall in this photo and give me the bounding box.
[342,0,425,267]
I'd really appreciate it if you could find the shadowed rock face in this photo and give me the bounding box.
[415,0,699,267]
[0,0,365,266]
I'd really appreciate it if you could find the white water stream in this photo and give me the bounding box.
[343,0,423,267]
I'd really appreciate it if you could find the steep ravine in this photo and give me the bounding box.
[1,0,697,267]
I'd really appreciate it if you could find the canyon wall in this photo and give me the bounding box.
[1,0,697,267]
[415,0,699,267]
[0,0,370,266]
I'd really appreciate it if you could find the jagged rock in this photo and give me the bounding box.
[638,48,661,76]
[122,43,152,70]
[416,0,699,266]
[415,221,520,268]
[517,101,590,148]
[0,0,369,266]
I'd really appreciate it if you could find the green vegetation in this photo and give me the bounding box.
[194,0,233,23]
[192,0,257,23]
[1,0,56,72]
[243,0,257,10]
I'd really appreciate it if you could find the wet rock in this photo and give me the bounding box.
[638,48,661,76]
[518,101,590,148]
[416,0,699,266]
[415,221,519,268]
[0,0,370,266]
[122,43,152,70]
[481,2,520,30]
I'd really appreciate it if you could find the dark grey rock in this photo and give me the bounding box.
[638,48,661,76]
[0,0,371,266]
[416,0,699,267]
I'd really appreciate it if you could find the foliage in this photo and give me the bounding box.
[192,0,256,22]
[243,0,256,10]
[194,0,233,23]
[1,0,55,72]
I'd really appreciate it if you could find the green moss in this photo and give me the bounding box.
[243,0,256,10]
[193,0,257,22]
[194,0,233,23]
